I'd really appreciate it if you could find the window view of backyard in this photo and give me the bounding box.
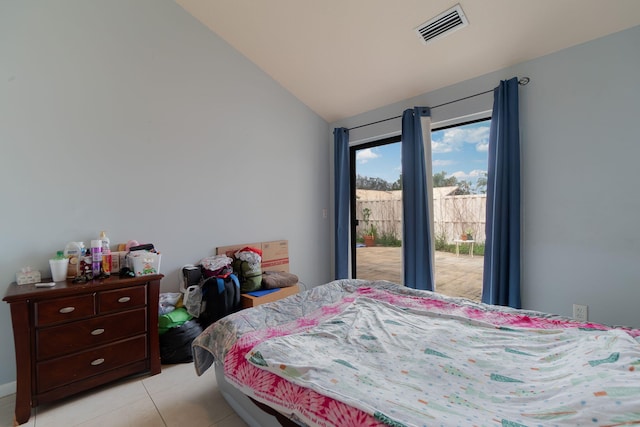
[353,119,490,302]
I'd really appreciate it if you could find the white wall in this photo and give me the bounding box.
[332,25,640,330]
[517,25,640,330]
[0,0,331,387]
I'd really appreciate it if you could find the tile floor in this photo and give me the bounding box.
[0,363,248,427]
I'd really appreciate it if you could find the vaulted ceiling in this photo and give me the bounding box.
[177,0,640,122]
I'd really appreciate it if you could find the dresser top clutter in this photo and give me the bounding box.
[4,273,161,301]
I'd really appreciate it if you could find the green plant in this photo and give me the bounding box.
[377,232,401,247]
[434,231,448,251]
[464,228,474,240]
[437,242,485,256]
[361,208,375,236]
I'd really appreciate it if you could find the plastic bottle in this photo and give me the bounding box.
[64,241,82,279]
[99,231,110,249]
[100,231,111,277]
[91,240,102,278]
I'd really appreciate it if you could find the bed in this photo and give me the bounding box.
[192,279,640,427]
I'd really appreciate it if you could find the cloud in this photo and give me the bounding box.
[432,124,490,153]
[432,140,454,153]
[356,148,380,164]
[452,169,487,181]
[467,169,487,178]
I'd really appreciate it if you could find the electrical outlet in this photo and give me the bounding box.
[573,304,588,322]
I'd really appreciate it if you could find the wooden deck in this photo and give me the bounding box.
[355,246,483,301]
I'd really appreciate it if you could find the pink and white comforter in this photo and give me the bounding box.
[192,280,640,427]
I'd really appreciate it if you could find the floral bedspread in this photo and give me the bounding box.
[192,279,372,375]
[192,280,640,427]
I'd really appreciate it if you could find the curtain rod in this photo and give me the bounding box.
[347,77,530,131]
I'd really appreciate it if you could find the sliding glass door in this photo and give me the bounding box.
[347,118,488,300]
[350,136,402,283]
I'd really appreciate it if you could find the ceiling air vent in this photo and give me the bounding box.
[415,4,468,45]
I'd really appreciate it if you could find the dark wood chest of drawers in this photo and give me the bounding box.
[3,274,163,425]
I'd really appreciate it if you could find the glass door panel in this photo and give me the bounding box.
[350,137,402,284]
[431,119,490,302]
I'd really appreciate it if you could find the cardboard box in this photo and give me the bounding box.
[216,240,289,273]
[241,284,299,308]
[261,240,290,272]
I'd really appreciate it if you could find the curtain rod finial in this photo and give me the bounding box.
[518,77,530,86]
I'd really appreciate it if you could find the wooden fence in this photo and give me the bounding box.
[356,192,486,243]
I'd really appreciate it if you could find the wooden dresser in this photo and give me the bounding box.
[3,274,163,425]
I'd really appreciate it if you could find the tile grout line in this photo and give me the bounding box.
[142,382,168,427]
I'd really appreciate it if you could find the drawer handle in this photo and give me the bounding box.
[91,328,105,336]
[91,358,105,366]
[117,297,131,303]
[59,307,75,314]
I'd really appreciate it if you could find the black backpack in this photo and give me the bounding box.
[197,274,241,328]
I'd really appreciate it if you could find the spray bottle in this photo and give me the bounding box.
[100,231,111,277]
[90,240,102,278]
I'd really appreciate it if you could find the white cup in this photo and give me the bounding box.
[49,259,69,282]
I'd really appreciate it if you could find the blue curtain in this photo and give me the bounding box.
[334,127,350,279]
[482,77,521,308]
[402,107,434,290]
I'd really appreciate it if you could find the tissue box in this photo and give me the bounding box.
[16,269,41,285]
[128,252,161,277]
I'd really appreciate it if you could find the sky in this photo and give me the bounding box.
[355,119,490,189]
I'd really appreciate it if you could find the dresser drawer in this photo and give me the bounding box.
[36,335,147,393]
[99,286,146,313]
[36,308,147,360]
[35,294,96,326]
